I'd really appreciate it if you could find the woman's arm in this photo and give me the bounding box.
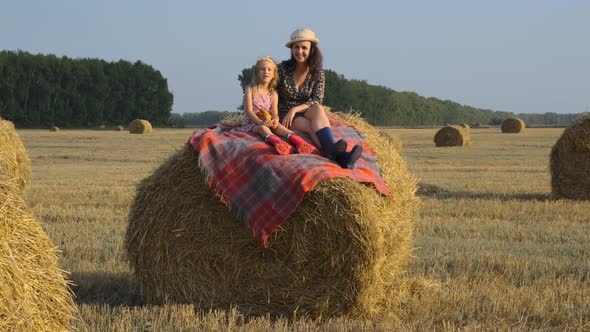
[281,71,326,128]
[243,87,264,125]
[282,103,308,128]
[305,70,325,107]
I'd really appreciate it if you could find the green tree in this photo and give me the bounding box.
[0,50,173,128]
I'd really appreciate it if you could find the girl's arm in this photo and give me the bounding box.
[243,87,263,125]
[270,91,279,128]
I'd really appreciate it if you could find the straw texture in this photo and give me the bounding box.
[0,119,31,195]
[1,167,75,330]
[550,114,590,200]
[459,123,470,134]
[125,112,419,319]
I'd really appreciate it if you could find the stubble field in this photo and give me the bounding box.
[17,127,589,331]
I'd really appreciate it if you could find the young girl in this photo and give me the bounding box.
[237,56,317,155]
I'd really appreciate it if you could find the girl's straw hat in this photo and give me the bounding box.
[285,28,319,48]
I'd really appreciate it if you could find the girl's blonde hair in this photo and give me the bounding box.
[250,56,278,96]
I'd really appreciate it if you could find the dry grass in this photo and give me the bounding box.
[15,126,590,330]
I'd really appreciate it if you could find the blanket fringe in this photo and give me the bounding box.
[195,150,267,246]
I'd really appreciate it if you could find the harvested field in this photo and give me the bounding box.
[14,126,590,330]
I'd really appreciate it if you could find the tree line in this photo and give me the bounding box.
[231,66,517,126]
[1,51,581,128]
[227,66,581,127]
[0,50,173,128]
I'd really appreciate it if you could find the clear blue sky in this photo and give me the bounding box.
[1,1,588,115]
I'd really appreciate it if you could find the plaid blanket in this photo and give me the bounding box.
[188,117,391,247]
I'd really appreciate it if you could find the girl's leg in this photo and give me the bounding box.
[274,124,318,154]
[255,125,293,155]
[254,125,272,138]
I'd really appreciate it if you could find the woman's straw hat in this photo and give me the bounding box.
[285,28,320,48]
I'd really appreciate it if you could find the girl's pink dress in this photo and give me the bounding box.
[234,93,273,132]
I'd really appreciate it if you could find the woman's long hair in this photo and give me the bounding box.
[284,44,323,79]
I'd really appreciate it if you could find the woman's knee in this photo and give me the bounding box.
[291,117,313,133]
[305,104,330,130]
[306,104,325,118]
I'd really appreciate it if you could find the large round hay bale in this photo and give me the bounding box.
[0,119,31,194]
[219,113,243,126]
[49,126,60,132]
[379,130,403,153]
[125,113,419,318]
[550,115,590,200]
[128,119,152,134]
[0,182,76,331]
[501,117,526,133]
[434,125,470,147]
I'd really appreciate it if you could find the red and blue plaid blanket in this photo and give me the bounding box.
[188,117,391,247]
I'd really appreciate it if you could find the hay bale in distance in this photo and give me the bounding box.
[434,125,470,147]
[501,117,526,133]
[0,182,76,331]
[112,125,125,131]
[49,126,60,132]
[128,119,152,134]
[125,112,419,319]
[550,115,590,200]
[0,119,31,194]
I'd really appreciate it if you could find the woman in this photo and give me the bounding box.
[278,28,362,169]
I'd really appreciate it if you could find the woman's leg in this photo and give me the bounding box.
[302,104,330,132]
[290,117,320,147]
[303,105,363,169]
[296,105,343,156]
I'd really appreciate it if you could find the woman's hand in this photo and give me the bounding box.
[281,108,297,128]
